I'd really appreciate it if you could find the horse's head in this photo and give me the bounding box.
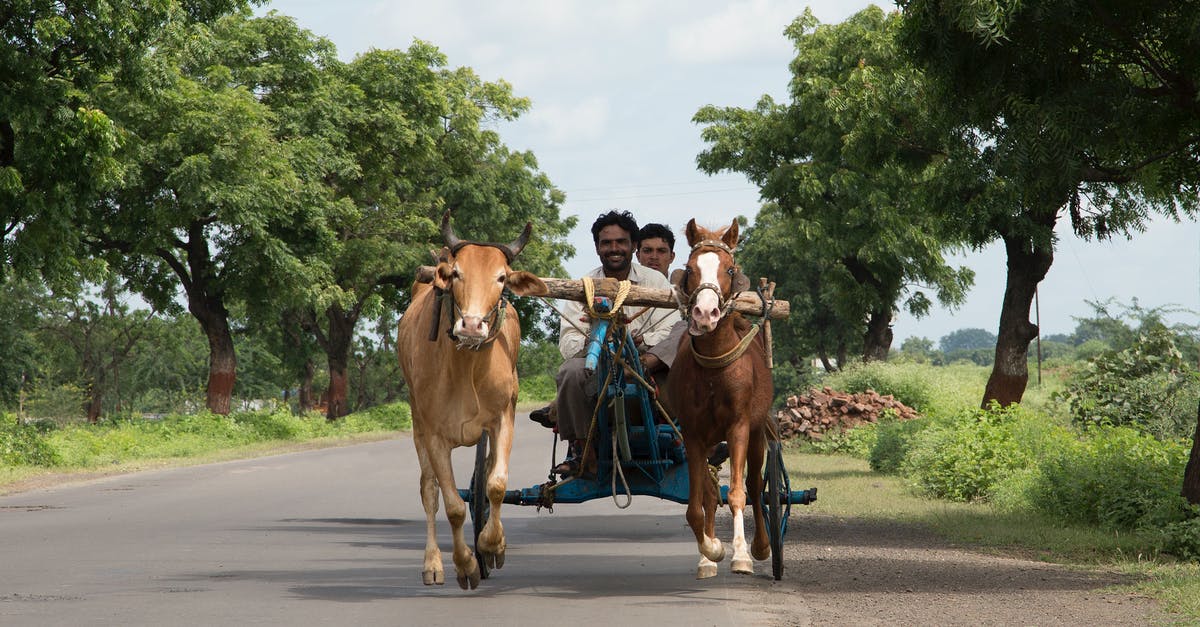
[679,218,748,336]
[432,211,547,344]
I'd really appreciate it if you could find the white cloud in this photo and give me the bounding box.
[526,96,611,145]
[667,0,802,63]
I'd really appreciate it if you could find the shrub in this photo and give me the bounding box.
[902,404,1053,502]
[824,361,933,412]
[868,415,928,474]
[519,374,557,403]
[809,421,878,459]
[1060,328,1199,439]
[0,423,61,466]
[1160,506,1200,561]
[1025,425,1189,530]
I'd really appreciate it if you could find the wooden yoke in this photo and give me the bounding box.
[413,265,790,320]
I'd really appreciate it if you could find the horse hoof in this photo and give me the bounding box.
[752,544,770,561]
[697,563,718,579]
[732,557,754,575]
[493,549,505,569]
[701,538,725,563]
[422,569,444,586]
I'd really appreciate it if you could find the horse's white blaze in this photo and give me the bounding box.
[691,251,723,333]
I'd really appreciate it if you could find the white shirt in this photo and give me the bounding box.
[558,263,682,360]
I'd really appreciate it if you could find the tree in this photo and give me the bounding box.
[1,0,249,282]
[695,7,972,362]
[0,278,46,407]
[900,0,1200,408]
[37,277,157,422]
[738,204,861,371]
[939,328,996,354]
[296,43,572,419]
[87,9,327,415]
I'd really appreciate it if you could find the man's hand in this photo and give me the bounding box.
[640,353,663,373]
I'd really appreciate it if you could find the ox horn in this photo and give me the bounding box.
[440,210,462,251]
[502,222,533,259]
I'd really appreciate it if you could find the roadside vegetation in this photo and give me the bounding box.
[784,305,1200,620]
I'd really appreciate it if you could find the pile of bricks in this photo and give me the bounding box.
[776,386,919,441]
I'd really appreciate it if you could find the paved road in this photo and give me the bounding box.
[0,414,794,626]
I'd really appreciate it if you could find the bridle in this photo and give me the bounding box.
[678,239,743,321]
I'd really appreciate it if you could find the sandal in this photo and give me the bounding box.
[553,457,581,477]
[529,405,555,428]
[553,456,596,480]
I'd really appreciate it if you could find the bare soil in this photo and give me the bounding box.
[758,513,1161,626]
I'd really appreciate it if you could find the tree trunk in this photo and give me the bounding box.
[862,309,894,362]
[84,383,103,424]
[161,225,236,415]
[1183,399,1200,505]
[298,358,315,412]
[323,304,357,420]
[203,318,237,415]
[982,232,1054,408]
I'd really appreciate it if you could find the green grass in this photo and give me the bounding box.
[0,403,411,493]
[785,448,1200,621]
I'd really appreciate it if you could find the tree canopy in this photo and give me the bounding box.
[695,7,973,363]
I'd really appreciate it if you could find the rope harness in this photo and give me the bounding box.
[427,285,508,350]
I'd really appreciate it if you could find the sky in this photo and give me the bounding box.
[259,0,1200,345]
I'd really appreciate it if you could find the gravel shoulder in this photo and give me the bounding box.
[763,513,1160,626]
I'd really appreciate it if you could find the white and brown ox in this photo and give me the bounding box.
[669,218,773,579]
[396,212,546,590]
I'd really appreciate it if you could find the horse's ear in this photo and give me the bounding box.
[684,219,701,247]
[722,219,739,249]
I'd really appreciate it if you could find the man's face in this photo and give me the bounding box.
[595,224,633,276]
[636,236,675,277]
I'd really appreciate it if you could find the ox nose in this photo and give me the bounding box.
[456,315,489,339]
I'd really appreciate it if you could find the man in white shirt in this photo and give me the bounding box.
[551,211,681,477]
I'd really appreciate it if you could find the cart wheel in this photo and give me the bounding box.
[764,439,786,581]
[469,433,491,580]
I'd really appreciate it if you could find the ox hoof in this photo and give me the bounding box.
[456,561,481,590]
[422,569,445,586]
[697,563,718,579]
[731,557,754,575]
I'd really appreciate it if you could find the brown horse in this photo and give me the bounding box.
[668,218,772,579]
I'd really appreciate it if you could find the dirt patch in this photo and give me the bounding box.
[759,514,1160,625]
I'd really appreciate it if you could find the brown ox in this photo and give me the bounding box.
[668,218,772,579]
[396,211,546,590]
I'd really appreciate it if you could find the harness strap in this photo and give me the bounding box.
[690,323,761,369]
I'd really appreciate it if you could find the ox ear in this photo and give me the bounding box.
[684,218,701,247]
[731,267,751,293]
[433,261,453,290]
[722,219,740,249]
[505,271,548,297]
[670,267,686,287]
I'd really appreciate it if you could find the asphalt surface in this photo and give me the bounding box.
[0,413,793,626]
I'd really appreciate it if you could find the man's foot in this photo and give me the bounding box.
[529,404,555,428]
[707,442,729,467]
